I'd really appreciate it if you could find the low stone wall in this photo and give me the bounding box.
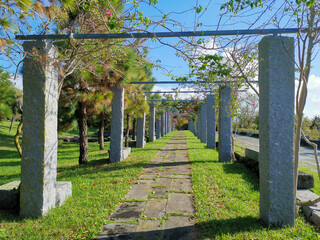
[0,181,72,212]
[236,148,314,189]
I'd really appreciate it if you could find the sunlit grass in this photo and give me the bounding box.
[186,131,320,239]
[0,120,175,239]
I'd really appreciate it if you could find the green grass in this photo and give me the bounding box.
[0,120,175,239]
[185,131,320,239]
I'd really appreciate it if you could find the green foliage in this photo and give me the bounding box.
[220,0,263,14]
[300,116,320,140]
[0,68,17,120]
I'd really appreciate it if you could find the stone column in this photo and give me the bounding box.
[188,120,194,133]
[110,86,124,162]
[207,95,216,149]
[196,115,201,139]
[218,86,232,162]
[161,114,165,136]
[156,117,161,139]
[20,41,58,217]
[259,36,295,227]
[149,103,155,142]
[167,112,170,133]
[136,97,146,148]
[201,104,207,143]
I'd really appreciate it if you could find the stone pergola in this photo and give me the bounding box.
[14,29,296,227]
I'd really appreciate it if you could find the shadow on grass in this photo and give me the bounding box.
[222,163,259,191]
[196,216,264,238]
[0,159,21,167]
[57,156,148,179]
[0,173,20,185]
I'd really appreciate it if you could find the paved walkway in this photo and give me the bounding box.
[98,131,196,240]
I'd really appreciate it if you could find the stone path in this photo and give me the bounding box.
[98,131,196,240]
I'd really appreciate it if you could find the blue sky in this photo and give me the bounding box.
[6,0,320,118]
[137,0,320,119]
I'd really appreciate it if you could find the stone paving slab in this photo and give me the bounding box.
[166,193,194,215]
[152,186,169,197]
[171,179,193,192]
[156,178,172,187]
[160,171,173,177]
[140,174,158,179]
[110,202,146,221]
[125,180,154,200]
[98,223,137,240]
[134,220,162,240]
[143,198,167,219]
[143,167,161,174]
[162,216,196,240]
[172,165,190,174]
[172,174,191,179]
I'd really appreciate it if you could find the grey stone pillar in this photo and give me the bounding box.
[196,115,201,139]
[136,97,146,148]
[165,112,168,134]
[259,36,295,227]
[161,114,165,136]
[207,95,216,149]
[156,118,161,139]
[21,41,59,217]
[167,112,170,133]
[218,86,232,162]
[149,103,155,142]
[110,86,124,162]
[201,104,207,143]
[188,120,195,134]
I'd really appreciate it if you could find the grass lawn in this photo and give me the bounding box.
[185,131,320,239]
[0,120,175,239]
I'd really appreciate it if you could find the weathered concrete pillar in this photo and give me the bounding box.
[207,95,216,149]
[136,97,146,148]
[110,86,124,162]
[196,115,201,139]
[188,120,195,134]
[259,36,295,227]
[161,114,165,136]
[21,41,71,217]
[156,117,161,139]
[149,103,155,142]
[201,104,207,143]
[218,86,232,162]
[165,112,169,134]
[167,112,170,133]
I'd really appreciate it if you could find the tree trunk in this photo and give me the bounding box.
[98,113,105,150]
[9,115,17,133]
[77,101,89,165]
[125,113,130,147]
[132,118,136,141]
[14,119,23,158]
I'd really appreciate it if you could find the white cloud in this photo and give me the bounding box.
[303,74,320,118]
[150,85,207,100]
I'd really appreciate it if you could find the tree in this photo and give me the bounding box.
[0,68,17,120]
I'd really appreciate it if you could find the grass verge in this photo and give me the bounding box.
[185,131,320,239]
[0,120,175,239]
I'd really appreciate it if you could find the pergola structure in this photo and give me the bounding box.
[15,28,296,227]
